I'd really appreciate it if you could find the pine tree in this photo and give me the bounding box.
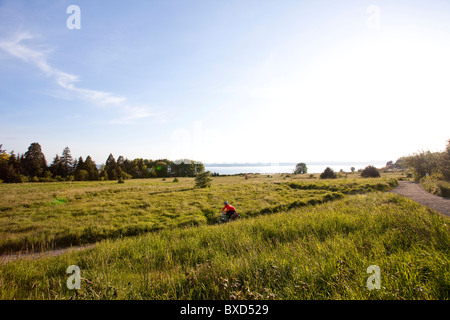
[195,171,212,188]
[60,147,74,178]
[23,142,47,178]
[117,156,125,170]
[6,152,23,182]
[50,155,63,178]
[84,156,99,180]
[105,153,117,180]
[74,156,87,181]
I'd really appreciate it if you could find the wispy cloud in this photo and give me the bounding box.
[0,32,154,124]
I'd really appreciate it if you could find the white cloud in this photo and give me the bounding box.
[0,32,153,124]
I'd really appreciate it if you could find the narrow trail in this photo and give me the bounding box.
[0,244,96,264]
[389,181,450,216]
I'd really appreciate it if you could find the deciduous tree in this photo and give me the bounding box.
[294,163,308,174]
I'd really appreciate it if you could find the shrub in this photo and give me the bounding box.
[361,165,381,178]
[75,169,89,181]
[320,167,337,179]
[420,175,450,197]
[173,177,179,183]
[438,181,450,197]
[118,177,125,184]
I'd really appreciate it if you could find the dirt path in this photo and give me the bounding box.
[0,244,96,264]
[389,181,450,216]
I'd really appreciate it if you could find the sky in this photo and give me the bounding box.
[0,0,449,165]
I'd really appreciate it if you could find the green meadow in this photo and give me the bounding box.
[0,174,449,299]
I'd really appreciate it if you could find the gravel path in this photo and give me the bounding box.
[389,181,450,216]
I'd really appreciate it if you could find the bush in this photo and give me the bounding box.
[173,177,179,183]
[75,169,89,181]
[118,177,125,184]
[438,181,450,197]
[320,167,337,179]
[361,165,380,178]
[420,175,450,197]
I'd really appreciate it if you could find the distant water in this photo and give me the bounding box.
[204,162,388,175]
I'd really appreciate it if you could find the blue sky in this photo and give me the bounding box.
[1,0,449,164]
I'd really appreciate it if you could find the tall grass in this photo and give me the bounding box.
[286,177,398,193]
[0,176,393,254]
[420,176,450,198]
[1,192,448,300]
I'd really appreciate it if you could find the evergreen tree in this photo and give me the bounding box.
[84,156,99,181]
[105,153,117,180]
[7,152,23,182]
[117,156,125,170]
[74,156,86,181]
[0,147,25,183]
[50,155,63,178]
[116,156,130,179]
[23,142,47,178]
[195,171,212,188]
[76,156,84,171]
[60,147,74,178]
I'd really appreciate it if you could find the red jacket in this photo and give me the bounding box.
[222,204,235,212]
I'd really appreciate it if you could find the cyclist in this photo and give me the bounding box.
[221,201,237,220]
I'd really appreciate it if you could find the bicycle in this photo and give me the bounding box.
[217,211,241,224]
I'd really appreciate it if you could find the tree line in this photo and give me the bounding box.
[399,139,450,181]
[0,142,205,183]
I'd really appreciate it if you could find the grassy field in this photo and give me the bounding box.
[0,174,396,254]
[0,174,449,300]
